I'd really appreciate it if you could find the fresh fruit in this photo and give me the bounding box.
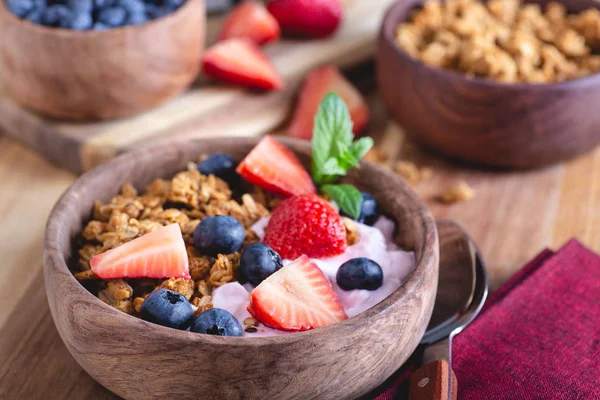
[198,153,237,181]
[248,255,347,331]
[193,215,245,256]
[336,257,383,291]
[202,38,284,91]
[240,243,283,285]
[190,308,243,336]
[287,65,369,140]
[218,1,280,45]
[90,223,190,279]
[263,194,346,259]
[266,0,342,38]
[341,192,379,226]
[140,288,194,330]
[236,136,316,197]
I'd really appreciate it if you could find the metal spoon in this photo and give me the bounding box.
[408,219,489,400]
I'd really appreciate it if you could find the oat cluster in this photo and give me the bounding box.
[396,0,600,83]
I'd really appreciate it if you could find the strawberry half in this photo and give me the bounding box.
[236,136,316,197]
[202,38,284,91]
[266,0,343,38]
[218,1,280,45]
[90,224,190,279]
[287,65,369,140]
[248,255,348,331]
[263,193,347,259]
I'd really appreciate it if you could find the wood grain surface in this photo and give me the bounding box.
[0,0,398,173]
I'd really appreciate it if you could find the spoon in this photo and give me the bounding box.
[408,219,489,400]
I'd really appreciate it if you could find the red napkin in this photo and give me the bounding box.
[369,240,600,400]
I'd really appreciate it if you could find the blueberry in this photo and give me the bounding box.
[127,11,148,25]
[69,11,93,30]
[147,5,171,19]
[240,243,283,286]
[6,0,35,18]
[68,0,93,12]
[140,289,194,330]
[342,192,380,226]
[42,4,70,27]
[24,7,45,24]
[163,0,185,9]
[336,257,383,291]
[94,0,117,8]
[119,0,145,14]
[193,216,245,256]
[198,153,237,181]
[190,308,243,336]
[93,22,109,30]
[97,6,127,26]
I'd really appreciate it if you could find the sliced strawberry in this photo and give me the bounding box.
[202,38,284,91]
[236,136,316,197]
[90,224,190,279]
[218,1,280,45]
[248,255,348,331]
[266,0,343,38]
[287,65,369,140]
[263,193,347,259]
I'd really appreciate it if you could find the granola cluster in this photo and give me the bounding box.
[74,161,282,318]
[396,0,600,83]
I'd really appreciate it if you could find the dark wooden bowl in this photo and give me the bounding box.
[377,0,600,169]
[44,137,439,399]
[0,0,204,120]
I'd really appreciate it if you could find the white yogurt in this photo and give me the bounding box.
[211,216,416,336]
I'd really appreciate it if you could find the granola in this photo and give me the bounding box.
[396,0,600,83]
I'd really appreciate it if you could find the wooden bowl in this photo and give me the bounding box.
[0,0,205,120]
[44,137,439,399]
[377,0,600,169]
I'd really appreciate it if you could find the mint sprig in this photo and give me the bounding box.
[311,93,373,219]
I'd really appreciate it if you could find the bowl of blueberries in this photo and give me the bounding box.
[0,0,205,120]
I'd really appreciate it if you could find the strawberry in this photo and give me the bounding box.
[218,1,280,45]
[266,0,343,38]
[248,255,348,331]
[287,65,369,140]
[90,224,190,279]
[236,136,316,197]
[202,38,284,91]
[263,194,347,259]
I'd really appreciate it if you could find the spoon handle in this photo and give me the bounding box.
[408,359,457,400]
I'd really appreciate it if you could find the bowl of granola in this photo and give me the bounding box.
[44,98,438,399]
[377,0,600,168]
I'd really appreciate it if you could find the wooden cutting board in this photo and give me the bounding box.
[0,0,396,173]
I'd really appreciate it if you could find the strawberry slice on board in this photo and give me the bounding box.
[236,135,316,197]
[266,0,343,38]
[248,255,348,331]
[90,224,190,280]
[287,65,369,140]
[218,1,280,45]
[202,38,284,91]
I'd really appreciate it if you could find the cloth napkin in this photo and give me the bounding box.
[369,239,600,400]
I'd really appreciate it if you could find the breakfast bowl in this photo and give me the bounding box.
[0,0,204,120]
[44,136,439,399]
[377,0,600,169]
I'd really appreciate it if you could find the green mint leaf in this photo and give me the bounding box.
[321,184,363,220]
[311,93,354,184]
[350,137,374,161]
[321,158,347,177]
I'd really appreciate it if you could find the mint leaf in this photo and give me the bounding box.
[350,137,374,161]
[321,158,347,177]
[311,93,354,184]
[322,184,363,220]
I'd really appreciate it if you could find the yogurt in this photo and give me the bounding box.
[211,216,416,336]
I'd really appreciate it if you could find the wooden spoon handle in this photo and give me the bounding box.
[408,360,457,400]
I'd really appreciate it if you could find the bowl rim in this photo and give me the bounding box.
[380,0,600,91]
[0,0,203,37]
[44,136,438,346]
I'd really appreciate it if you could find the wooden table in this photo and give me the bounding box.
[1,124,599,398]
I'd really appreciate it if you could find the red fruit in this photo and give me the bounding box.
[287,65,369,140]
[236,136,316,197]
[248,255,348,331]
[263,194,347,259]
[218,1,280,45]
[202,38,284,90]
[90,224,190,279]
[266,0,343,38]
